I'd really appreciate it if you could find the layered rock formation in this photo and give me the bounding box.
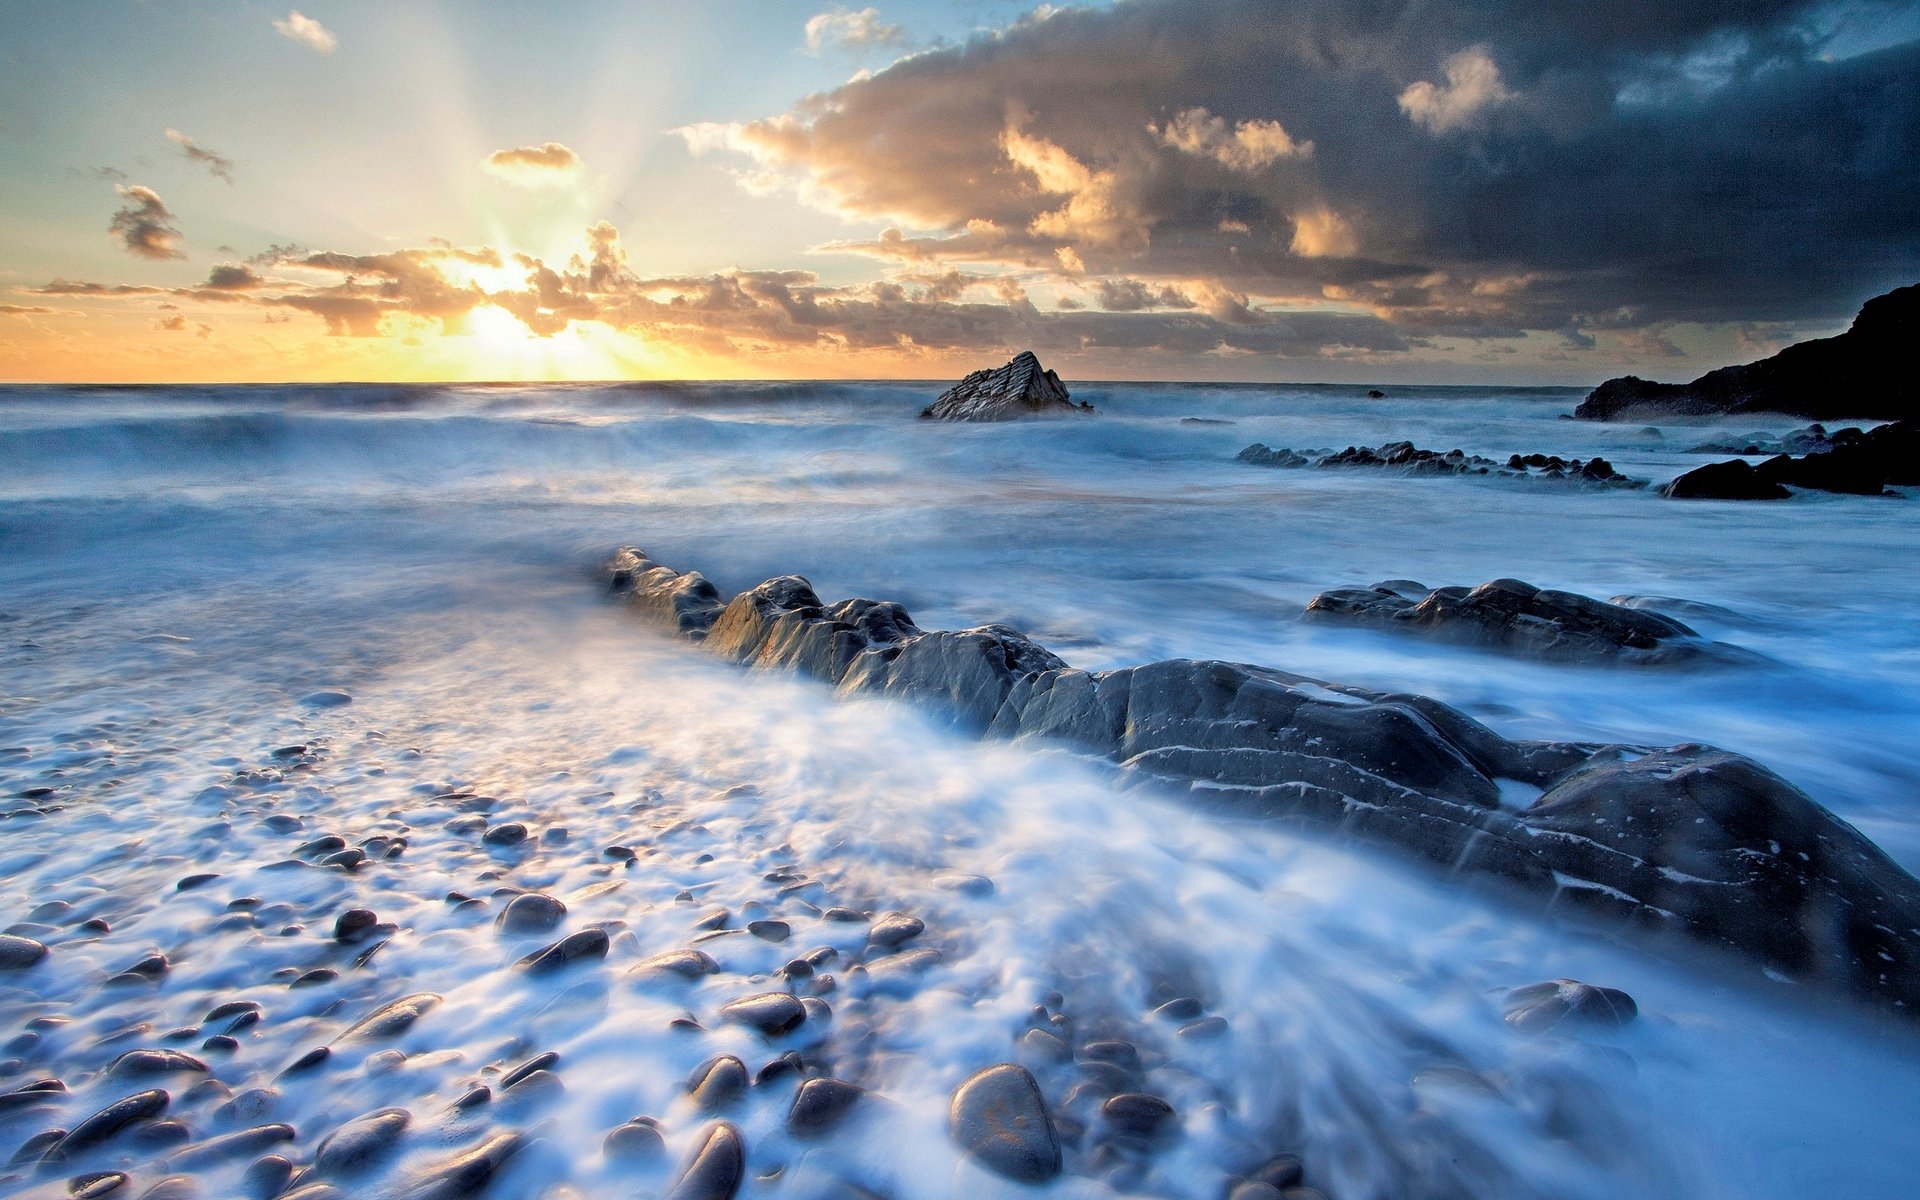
[920,351,1089,421]
[607,547,1920,1015]
[1576,283,1918,422]
[1304,578,1734,666]
[1665,419,1918,499]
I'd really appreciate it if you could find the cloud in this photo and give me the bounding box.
[166,130,236,184]
[674,0,1920,342]
[1153,107,1311,170]
[805,8,904,53]
[481,142,584,187]
[273,10,337,54]
[156,314,213,337]
[1398,45,1513,134]
[0,305,59,316]
[202,263,266,290]
[108,185,185,260]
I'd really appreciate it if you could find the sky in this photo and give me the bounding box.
[0,0,1916,384]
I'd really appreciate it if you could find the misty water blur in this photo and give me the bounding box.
[1,381,1917,1199]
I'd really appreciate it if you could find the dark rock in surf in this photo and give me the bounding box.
[920,351,1088,421]
[666,1122,745,1200]
[1503,980,1638,1033]
[0,934,48,970]
[604,1117,665,1160]
[107,1050,207,1079]
[787,1078,865,1138]
[1304,577,1730,666]
[1663,458,1792,500]
[718,993,806,1036]
[605,547,1920,1015]
[630,948,719,981]
[1237,440,1642,487]
[406,1130,525,1200]
[949,1064,1062,1183]
[867,912,924,948]
[689,1055,749,1111]
[52,1090,170,1156]
[1236,444,1310,468]
[517,929,609,973]
[1101,1092,1176,1138]
[341,993,441,1041]
[333,909,378,943]
[495,893,566,934]
[1576,283,1920,422]
[1749,419,1919,496]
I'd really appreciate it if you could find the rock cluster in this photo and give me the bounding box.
[1237,441,1640,487]
[608,546,1920,1014]
[920,351,1090,421]
[1304,578,1733,667]
[1576,282,1918,422]
[1664,419,1918,499]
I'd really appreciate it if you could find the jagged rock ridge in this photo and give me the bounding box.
[920,351,1088,421]
[1576,283,1919,422]
[606,547,1920,1016]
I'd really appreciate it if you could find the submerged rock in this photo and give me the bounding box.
[1670,419,1919,499]
[1305,577,1732,666]
[666,1122,744,1200]
[920,351,1089,421]
[607,547,1920,1014]
[1576,283,1920,422]
[1503,980,1638,1033]
[950,1064,1062,1183]
[1237,440,1642,487]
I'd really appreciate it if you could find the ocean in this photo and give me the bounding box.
[1,380,1917,1199]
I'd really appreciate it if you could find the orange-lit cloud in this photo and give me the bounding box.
[482,143,584,187]
[108,186,185,261]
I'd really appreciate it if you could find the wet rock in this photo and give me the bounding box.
[135,1176,198,1200]
[823,907,866,922]
[319,849,365,871]
[12,1127,66,1165]
[482,822,529,847]
[280,1046,330,1076]
[1236,444,1310,468]
[1230,1186,1284,1200]
[215,1088,279,1125]
[300,691,353,708]
[787,1078,864,1138]
[518,929,609,974]
[1018,1028,1071,1064]
[1178,1016,1229,1039]
[755,1052,805,1085]
[1150,997,1202,1021]
[206,1000,261,1023]
[718,993,806,1036]
[501,1052,559,1090]
[176,873,219,892]
[343,992,442,1041]
[242,1155,293,1199]
[603,1117,665,1160]
[167,1123,297,1168]
[689,1055,749,1111]
[1662,458,1791,500]
[949,1064,1062,1183]
[333,909,378,943]
[1101,1092,1175,1139]
[107,1050,208,1079]
[68,1173,129,1198]
[1245,1154,1305,1189]
[920,351,1085,422]
[453,1086,491,1110]
[746,919,790,943]
[407,1130,525,1200]
[1081,1040,1140,1071]
[1503,980,1639,1033]
[665,1122,744,1200]
[314,1107,411,1175]
[495,893,567,934]
[630,949,719,981]
[867,912,924,948]
[1305,577,1727,666]
[0,1079,66,1113]
[799,997,832,1027]
[53,1089,170,1156]
[291,968,337,988]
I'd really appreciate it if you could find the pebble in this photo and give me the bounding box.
[134,1176,198,1199]
[166,1123,297,1168]
[867,912,924,948]
[1230,1186,1285,1200]
[313,1107,411,1175]
[823,907,866,922]
[0,1079,66,1113]
[215,1089,279,1125]
[689,1055,749,1110]
[787,1078,864,1138]
[500,1052,559,1090]
[1245,1154,1305,1189]
[300,690,353,708]
[53,1089,171,1156]
[407,1130,524,1200]
[280,1046,331,1076]
[333,909,378,942]
[1101,1092,1176,1138]
[665,1121,744,1200]
[603,1117,665,1160]
[482,822,529,846]
[243,1155,294,1199]
[495,893,567,934]
[342,992,442,1040]
[319,849,366,871]
[1179,1015,1230,1039]
[1503,980,1639,1033]
[68,1173,129,1198]
[176,873,220,892]
[1018,1028,1071,1064]
[291,968,337,988]
[630,949,719,980]
[754,1052,804,1085]
[719,993,806,1036]
[517,929,609,973]
[107,1050,208,1078]
[746,919,790,943]
[949,1064,1061,1183]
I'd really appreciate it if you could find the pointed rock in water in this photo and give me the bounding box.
[920,351,1087,421]
[666,1122,744,1200]
[949,1064,1062,1183]
[1503,979,1638,1033]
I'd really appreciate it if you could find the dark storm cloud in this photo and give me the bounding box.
[108,185,185,260]
[683,0,1920,337]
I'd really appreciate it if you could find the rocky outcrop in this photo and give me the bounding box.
[1237,440,1641,487]
[1685,423,1846,457]
[1576,283,1919,422]
[920,351,1089,421]
[1665,419,1917,499]
[1304,578,1737,666]
[607,547,1920,1016]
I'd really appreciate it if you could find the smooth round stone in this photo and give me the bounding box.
[343,993,442,1040]
[867,912,924,948]
[629,949,718,980]
[718,993,805,1036]
[754,1052,804,1085]
[280,1046,330,1076]
[262,815,304,833]
[949,1064,1061,1183]
[133,1176,197,1200]
[501,1052,560,1091]
[1178,1016,1230,1039]
[107,1050,208,1078]
[665,1122,743,1200]
[314,1107,411,1175]
[603,1118,665,1160]
[746,919,790,943]
[176,873,220,892]
[67,1172,129,1198]
[798,997,832,1027]
[333,909,378,942]
[689,1055,748,1111]
[406,1131,524,1199]
[243,1155,294,1200]
[482,822,529,846]
[165,1123,296,1168]
[1018,1028,1071,1064]
[1102,1092,1176,1138]
[55,1089,171,1155]
[319,849,366,871]
[300,691,353,708]
[1081,1040,1140,1070]
[518,929,610,973]
[495,894,567,934]
[1151,997,1203,1021]
[1246,1154,1305,1189]
[1503,980,1638,1033]
[787,1078,864,1138]
[823,907,866,922]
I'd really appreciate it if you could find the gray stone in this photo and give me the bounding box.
[689,1055,749,1111]
[718,993,805,1036]
[405,1130,525,1200]
[867,912,924,948]
[495,893,567,934]
[666,1122,744,1200]
[314,1107,410,1175]
[787,1078,864,1138]
[920,351,1086,422]
[53,1090,170,1156]
[107,1050,207,1078]
[341,993,442,1041]
[949,1064,1061,1183]
[517,929,609,973]
[1503,980,1639,1033]
[629,949,719,981]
